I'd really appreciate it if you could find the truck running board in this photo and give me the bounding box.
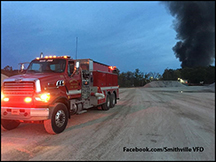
[76,110,87,115]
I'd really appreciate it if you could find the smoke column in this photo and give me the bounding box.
[164,1,215,68]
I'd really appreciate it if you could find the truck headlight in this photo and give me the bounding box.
[35,93,50,102]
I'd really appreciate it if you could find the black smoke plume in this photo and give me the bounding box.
[164,1,215,68]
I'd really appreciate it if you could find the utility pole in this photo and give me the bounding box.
[75,37,78,59]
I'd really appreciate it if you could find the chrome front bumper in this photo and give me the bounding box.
[1,107,49,121]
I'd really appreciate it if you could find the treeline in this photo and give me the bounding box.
[117,69,162,87]
[162,66,215,84]
[1,66,19,77]
[117,66,215,87]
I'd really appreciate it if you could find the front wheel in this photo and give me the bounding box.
[44,103,68,134]
[1,119,20,130]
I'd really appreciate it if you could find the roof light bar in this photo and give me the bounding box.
[35,55,71,59]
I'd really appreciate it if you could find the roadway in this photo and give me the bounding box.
[1,86,215,161]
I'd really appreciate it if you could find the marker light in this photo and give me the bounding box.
[24,97,32,103]
[109,66,116,70]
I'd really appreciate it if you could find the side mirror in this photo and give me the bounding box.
[18,62,29,73]
[71,61,80,77]
[21,63,25,72]
[76,61,80,71]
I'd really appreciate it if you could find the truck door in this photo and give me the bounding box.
[65,61,82,98]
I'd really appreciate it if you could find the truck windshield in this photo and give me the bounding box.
[26,59,66,73]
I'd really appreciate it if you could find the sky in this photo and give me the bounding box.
[1,1,183,75]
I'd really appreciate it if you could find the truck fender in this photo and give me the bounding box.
[95,92,105,98]
[50,96,70,119]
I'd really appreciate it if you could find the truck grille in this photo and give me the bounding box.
[3,82,35,96]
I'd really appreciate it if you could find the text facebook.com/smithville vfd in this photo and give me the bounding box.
[123,147,204,153]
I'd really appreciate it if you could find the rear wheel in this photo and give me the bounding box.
[44,103,68,134]
[1,119,20,130]
[110,93,116,108]
[101,94,111,111]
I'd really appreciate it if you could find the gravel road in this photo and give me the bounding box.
[1,86,215,161]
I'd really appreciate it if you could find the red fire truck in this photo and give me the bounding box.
[1,55,119,134]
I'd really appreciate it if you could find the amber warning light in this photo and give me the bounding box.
[24,97,32,103]
[109,66,116,70]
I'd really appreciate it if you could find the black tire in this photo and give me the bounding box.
[110,93,116,108]
[101,94,111,111]
[44,103,68,134]
[1,119,20,130]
